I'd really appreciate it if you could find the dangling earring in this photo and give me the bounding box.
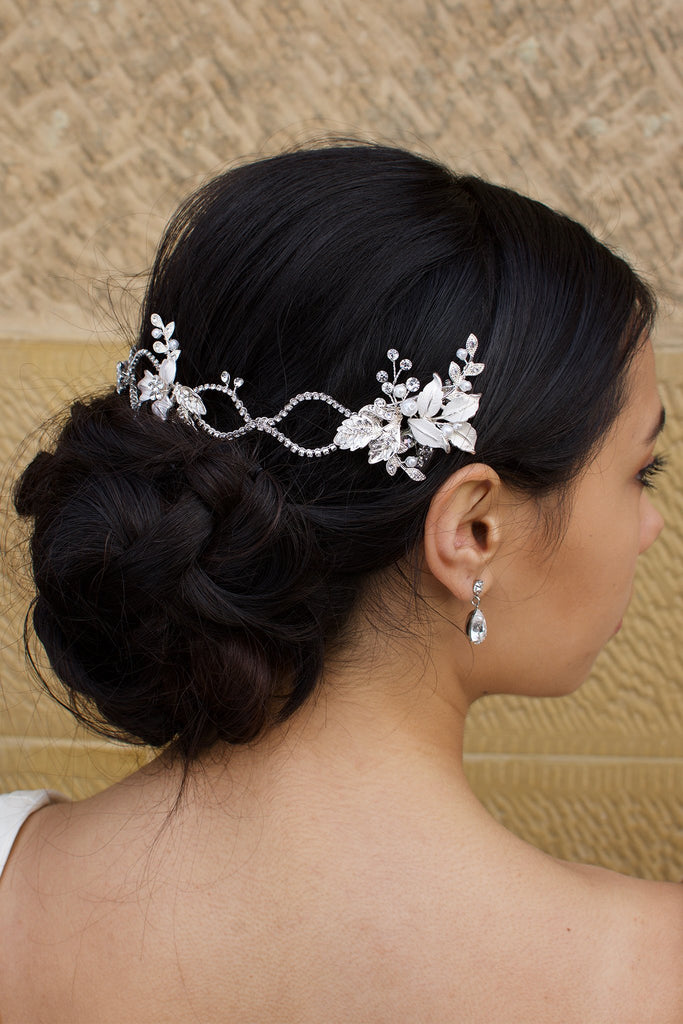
[466,579,487,644]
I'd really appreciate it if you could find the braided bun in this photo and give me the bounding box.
[15,395,333,755]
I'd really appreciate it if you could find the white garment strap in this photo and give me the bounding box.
[0,789,67,878]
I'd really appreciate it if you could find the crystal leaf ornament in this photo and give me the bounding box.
[116,316,485,482]
[334,335,485,480]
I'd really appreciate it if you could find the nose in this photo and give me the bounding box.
[639,494,664,554]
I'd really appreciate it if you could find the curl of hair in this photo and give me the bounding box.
[15,143,656,762]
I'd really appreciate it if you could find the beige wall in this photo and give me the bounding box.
[1,0,681,880]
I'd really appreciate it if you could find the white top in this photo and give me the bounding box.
[0,789,67,878]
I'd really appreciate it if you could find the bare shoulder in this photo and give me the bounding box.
[0,799,78,1012]
[558,859,683,1023]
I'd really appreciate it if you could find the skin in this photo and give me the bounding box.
[0,339,681,1023]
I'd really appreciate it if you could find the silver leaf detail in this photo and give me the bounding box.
[441,392,480,422]
[367,422,402,462]
[334,412,382,450]
[116,360,130,393]
[415,374,443,418]
[447,423,477,453]
[408,417,450,451]
[448,361,463,385]
[174,385,207,417]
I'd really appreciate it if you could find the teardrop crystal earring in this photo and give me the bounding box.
[466,578,487,644]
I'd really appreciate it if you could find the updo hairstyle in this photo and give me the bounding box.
[14,144,655,763]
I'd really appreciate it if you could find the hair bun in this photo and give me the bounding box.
[15,394,329,753]
[13,450,56,519]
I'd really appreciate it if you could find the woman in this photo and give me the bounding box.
[1,144,681,1023]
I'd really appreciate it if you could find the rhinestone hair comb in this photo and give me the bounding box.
[115,315,485,481]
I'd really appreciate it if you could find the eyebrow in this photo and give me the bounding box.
[645,405,666,445]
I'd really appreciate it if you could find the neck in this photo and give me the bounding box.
[312,651,470,775]
[141,593,480,814]
[206,613,476,800]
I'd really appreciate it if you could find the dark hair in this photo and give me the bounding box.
[14,143,655,763]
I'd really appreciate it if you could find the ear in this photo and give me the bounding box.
[422,463,503,603]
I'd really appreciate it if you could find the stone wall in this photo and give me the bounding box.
[1,0,681,879]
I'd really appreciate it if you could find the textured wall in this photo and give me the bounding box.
[2,0,682,344]
[1,0,681,880]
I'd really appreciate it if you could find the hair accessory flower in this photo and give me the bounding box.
[117,315,207,424]
[333,335,484,480]
[116,316,484,482]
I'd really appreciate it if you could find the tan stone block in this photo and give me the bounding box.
[0,736,147,800]
[0,0,681,344]
[464,755,683,882]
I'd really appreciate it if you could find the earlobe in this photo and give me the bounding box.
[423,464,503,602]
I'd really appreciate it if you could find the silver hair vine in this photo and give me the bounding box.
[115,314,485,482]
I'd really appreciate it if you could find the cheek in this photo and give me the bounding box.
[639,493,664,553]
[589,504,647,620]
[553,514,637,621]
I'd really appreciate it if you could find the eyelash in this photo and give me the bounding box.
[637,453,667,490]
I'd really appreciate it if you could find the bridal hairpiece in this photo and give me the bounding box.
[116,315,485,481]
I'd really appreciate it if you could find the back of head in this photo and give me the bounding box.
[14,143,655,763]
